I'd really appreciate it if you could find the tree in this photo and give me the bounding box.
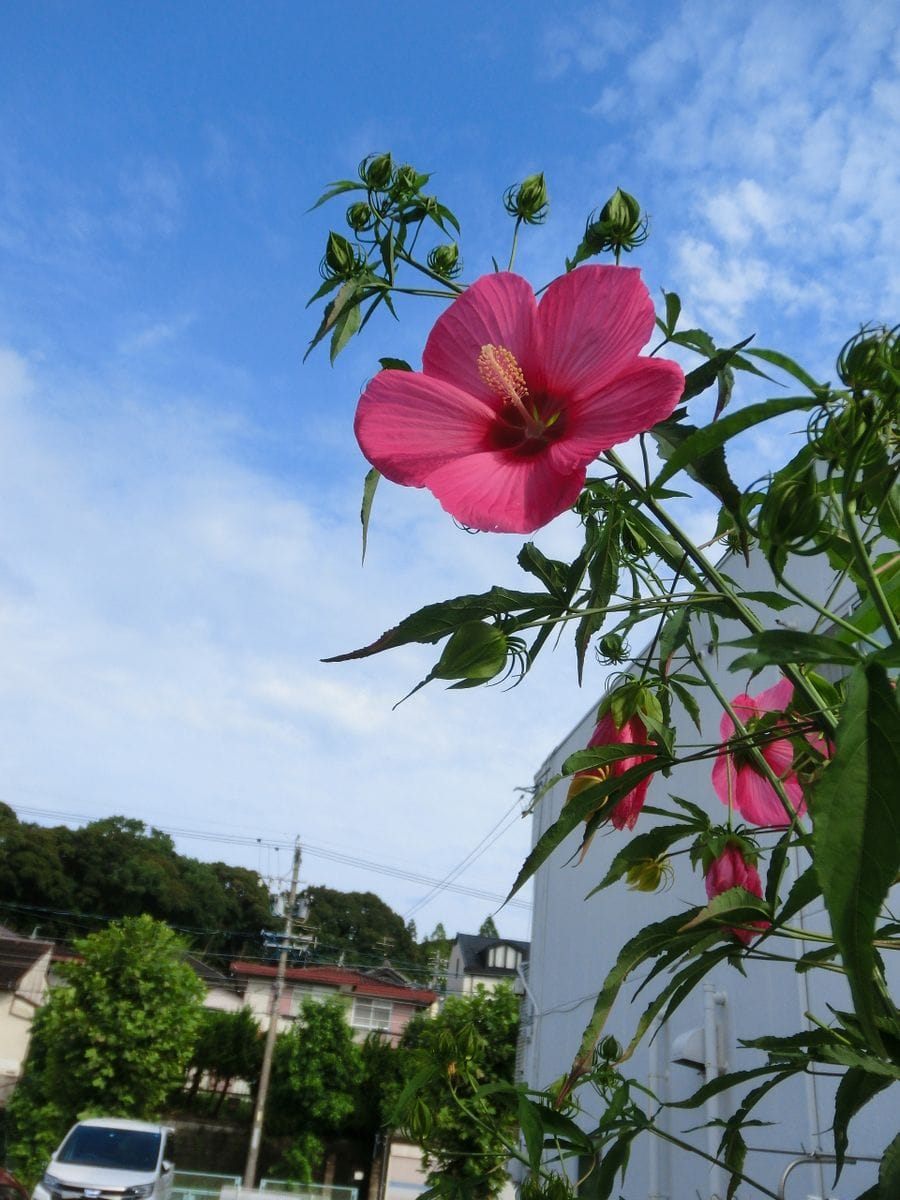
[8,915,205,1184]
[303,886,419,966]
[265,996,364,1180]
[477,916,498,938]
[0,810,274,959]
[393,986,520,1200]
[185,1007,262,1113]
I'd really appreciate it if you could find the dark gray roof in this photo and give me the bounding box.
[452,933,530,975]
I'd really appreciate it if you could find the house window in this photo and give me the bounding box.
[486,944,522,971]
[352,997,392,1032]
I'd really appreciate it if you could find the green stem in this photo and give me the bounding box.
[395,248,465,294]
[507,217,522,272]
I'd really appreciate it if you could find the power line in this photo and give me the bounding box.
[404,795,527,922]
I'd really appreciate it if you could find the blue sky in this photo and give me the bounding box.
[0,1,897,947]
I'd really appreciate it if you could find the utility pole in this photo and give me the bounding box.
[243,837,303,1188]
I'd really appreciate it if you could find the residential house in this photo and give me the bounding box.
[519,549,898,1200]
[445,934,529,996]
[229,961,437,1044]
[0,929,53,1102]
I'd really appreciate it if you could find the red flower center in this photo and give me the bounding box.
[477,343,565,456]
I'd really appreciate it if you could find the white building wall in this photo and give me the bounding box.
[521,550,896,1200]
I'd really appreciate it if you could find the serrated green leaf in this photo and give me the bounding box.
[745,347,824,393]
[833,1069,892,1180]
[329,298,362,362]
[772,862,822,927]
[662,290,681,335]
[671,327,716,357]
[878,1131,900,1198]
[652,395,820,491]
[322,586,556,662]
[727,629,864,671]
[678,886,770,934]
[679,337,754,403]
[516,542,568,595]
[670,678,703,732]
[304,280,359,361]
[360,468,380,564]
[650,414,743,521]
[812,664,900,1052]
[308,179,360,211]
[737,590,798,612]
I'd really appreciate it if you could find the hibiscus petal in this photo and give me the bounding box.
[355,370,495,486]
[734,764,803,826]
[547,357,685,469]
[537,266,661,399]
[755,676,794,715]
[423,273,539,401]
[423,447,586,533]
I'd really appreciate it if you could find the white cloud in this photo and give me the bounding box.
[0,342,594,936]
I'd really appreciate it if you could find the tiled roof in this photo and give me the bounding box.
[231,961,436,1005]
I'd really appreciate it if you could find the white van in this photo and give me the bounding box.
[32,1118,175,1200]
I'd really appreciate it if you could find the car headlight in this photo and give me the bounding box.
[41,1175,63,1192]
[124,1186,154,1199]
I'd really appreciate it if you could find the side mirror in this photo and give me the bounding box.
[161,1162,173,1175]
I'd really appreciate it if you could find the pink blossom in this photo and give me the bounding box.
[568,711,653,831]
[712,677,807,827]
[354,267,684,534]
[704,844,769,946]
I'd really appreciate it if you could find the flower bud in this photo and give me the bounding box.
[837,324,899,393]
[427,242,462,279]
[702,841,769,946]
[583,188,649,256]
[503,172,549,224]
[346,201,374,232]
[625,855,673,893]
[596,1035,622,1062]
[597,632,629,664]
[359,153,393,191]
[756,461,822,549]
[323,231,360,278]
[390,164,420,200]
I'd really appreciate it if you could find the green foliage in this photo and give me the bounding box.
[8,915,204,1186]
[185,1007,262,1111]
[392,986,520,1200]
[267,997,363,1138]
[311,153,900,1200]
[303,885,420,966]
[0,811,275,960]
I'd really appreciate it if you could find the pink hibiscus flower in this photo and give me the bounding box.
[711,677,807,827]
[567,711,653,831]
[354,266,684,533]
[704,844,769,946]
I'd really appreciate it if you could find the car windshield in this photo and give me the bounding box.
[58,1128,161,1172]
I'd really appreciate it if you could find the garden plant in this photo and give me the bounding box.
[308,154,899,1200]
